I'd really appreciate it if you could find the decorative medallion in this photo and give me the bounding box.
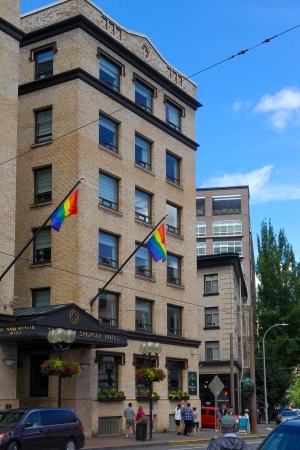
[69,309,79,325]
[141,42,150,60]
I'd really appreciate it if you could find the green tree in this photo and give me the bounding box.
[255,220,300,407]
[287,373,300,408]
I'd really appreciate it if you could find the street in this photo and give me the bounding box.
[154,440,264,450]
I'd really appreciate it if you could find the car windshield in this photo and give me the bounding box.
[282,411,297,417]
[260,424,300,450]
[0,411,24,428]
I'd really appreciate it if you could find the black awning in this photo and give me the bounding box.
[0,303,127,348]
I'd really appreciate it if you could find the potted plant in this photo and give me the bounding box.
[40,358,81,377]
[97,389,126,401]
[168,390,190,400]
[136,367,166,384]
[136,390,161,400]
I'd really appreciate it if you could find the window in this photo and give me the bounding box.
[166,152,180,185]
[205,307,219,327]
[99,55,120,91]
[32,288,50,307]
[213,241,242,255]
[99,115,118,153]
[135,80,152,112]
[166,203,180,235]
[196,197,205,216]
[204,274,218,294]
[135,244,151,277]
[30,354,48,397]
[213,220,242,236]
[33,228,51,264]
[35,48,54,79]
[167,305,181,336]
[167,359,186,394]
[98,354,121,393]
[212,196,241,215]
[99,231,118,268]
[135,189,151,223]
[34,166,52,204]
[196,242,206,256]
[166,100,181,131]
[196,222,206,237]
[167,254,181,285]
[98,291,118,327]
[205,341,220,361]
[135,135,151,170]
[136,298,152,332]
[35,108,52,143]
[99,172,118,210]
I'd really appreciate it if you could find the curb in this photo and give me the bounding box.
[83,434,269,450]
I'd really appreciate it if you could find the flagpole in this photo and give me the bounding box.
[0,178,83,283]
[90,215,166,308]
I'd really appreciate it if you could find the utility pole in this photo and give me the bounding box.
[249,304,257,433]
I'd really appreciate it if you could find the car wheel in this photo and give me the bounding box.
[65,438,77,450]
[7,443,18,450]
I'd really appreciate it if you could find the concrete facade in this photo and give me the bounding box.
[0,0,202,436]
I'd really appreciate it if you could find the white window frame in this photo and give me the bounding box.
[213,241,242,255]
[196,242,206,256]
[196,221,206,237]
[213,220,242,236]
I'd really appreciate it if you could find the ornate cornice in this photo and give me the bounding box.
[18,68,199,150]
[20,14,202,110]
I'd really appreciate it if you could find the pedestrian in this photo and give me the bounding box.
[174,403,182,435]
[207,415,254,450]
[135,405,146,422]
[216,406,222,431]
[124,402,135,438]
[180,400,186,433]
[192,406,200,437]
[183,402,194,436]
[257,407,261,424]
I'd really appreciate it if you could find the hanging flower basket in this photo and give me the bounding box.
[40,358,81,377]
[136,367,166,384]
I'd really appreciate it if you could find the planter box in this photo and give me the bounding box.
[136,396,158,401]
[168,395,190,401]
[98,396,126,402]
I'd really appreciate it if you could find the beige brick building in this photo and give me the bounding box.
[196,186,256,413]
[0,0,202,436]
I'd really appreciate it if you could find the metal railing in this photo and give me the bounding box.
[98,416,121,435]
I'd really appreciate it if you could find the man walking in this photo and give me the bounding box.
[124,402,135,438]
[183,402,194,436]
[207,415,253,450]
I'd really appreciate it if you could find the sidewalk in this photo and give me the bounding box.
[83,423,275,449]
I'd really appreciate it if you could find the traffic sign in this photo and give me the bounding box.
[209,375,224,397]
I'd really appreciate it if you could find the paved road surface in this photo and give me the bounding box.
[152,439,264,450]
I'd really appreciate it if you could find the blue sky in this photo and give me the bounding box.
[21,0,300,259]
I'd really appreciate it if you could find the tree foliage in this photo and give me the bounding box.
[255,220,300,406]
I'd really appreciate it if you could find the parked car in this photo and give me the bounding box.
[0,407,85,450]
[279,410,299,424]
[257,418,300,449]
[201,406,239,429]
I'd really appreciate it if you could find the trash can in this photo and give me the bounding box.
[136,423,147,441]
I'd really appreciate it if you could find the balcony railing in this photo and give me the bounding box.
[213,208,241,215]
[99,138,117,153]
[99,197,118,210]
[135,211,151,223]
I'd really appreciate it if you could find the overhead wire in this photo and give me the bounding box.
[0,24,299,169]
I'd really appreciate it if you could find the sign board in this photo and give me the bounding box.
[209,375,224,397]
[238,417,248,433]
[188,371,198,396]
[241,378,253,383]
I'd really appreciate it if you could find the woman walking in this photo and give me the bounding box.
[175,403,182,435]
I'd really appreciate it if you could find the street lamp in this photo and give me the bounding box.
[47,328,76,407]
[263,323,288,425]
[139,342,162,440]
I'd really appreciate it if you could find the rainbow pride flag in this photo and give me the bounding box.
[51,189,78,232]
[145,223,166,262]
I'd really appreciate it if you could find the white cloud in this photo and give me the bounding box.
[201,165,300,203]
[233,102,242,111]
[255,87,300,129]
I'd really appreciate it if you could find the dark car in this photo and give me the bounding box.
[0,407,85,450]
[257,418,300,449]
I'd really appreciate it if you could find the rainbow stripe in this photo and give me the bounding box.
[145,223,166,262]
[51,189,78,232]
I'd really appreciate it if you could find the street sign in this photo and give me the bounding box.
[241,378,253,383]
[209,375,224,397]
[188,371,198,396]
